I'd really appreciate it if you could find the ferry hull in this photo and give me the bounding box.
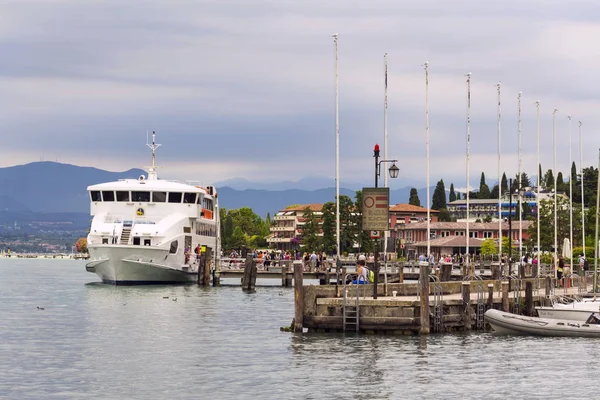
[87,246,197,285]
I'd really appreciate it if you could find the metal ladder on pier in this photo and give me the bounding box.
[343,274,365,332]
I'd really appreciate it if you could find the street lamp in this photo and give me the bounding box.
[372,143,399,299]
[374,144,399,188]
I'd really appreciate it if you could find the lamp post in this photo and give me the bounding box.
[372,144,399,298]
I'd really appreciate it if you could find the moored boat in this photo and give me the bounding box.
[535,299,600,321]
[485,309,600,337]
[85,132,220,285]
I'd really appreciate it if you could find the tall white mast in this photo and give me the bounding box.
[536,101,541,266]
[425,61,430,259]
[568,115,573,266]
[332,33,340,261]
[497,83,502,265]
[517,92,523,264]
[579,121,585,258]
[383,53,389,262]
[553,108,558,279]
[146,130,161,181]
[465,73,471,264]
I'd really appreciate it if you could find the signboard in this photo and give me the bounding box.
[369,230,381,239]
[362,187,390,231]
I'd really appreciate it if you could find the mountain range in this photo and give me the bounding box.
[0,162,432,226]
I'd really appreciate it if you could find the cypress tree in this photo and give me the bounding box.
[408,188,421,206]
[449,183,456,202]
[432,179,447,210]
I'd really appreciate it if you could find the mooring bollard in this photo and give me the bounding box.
[501,281,509,312]
[242,254,257,291]
[487,283,494,310]
[419,261,430,335]
[293,263,304,333]
[462,281,472,331]
[525,281,533,316]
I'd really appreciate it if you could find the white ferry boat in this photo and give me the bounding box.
[85,132,220,284]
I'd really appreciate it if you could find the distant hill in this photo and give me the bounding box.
[0,162,433,224]
[0,162,146,213]
[217,186,432,218]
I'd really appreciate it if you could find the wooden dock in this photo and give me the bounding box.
[289,263,593,335]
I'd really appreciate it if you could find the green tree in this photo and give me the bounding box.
[228,207,265,236]
[223,214,234,250]
[438,208,451,222]
[449,183,456,202]
[490,184,499,200]
[501,172,508,195]
[432,179,446,210]
[544,169,554,190]
[479,172,491,199]
[320,202,336,254]
[354,190,373,254]
[229,226,247,250]
[301,206,321,252]
[339,195,358,254]
[408,188,421,206]
[538,164,543,188]
[556,172,565,192]
[527,196,582,252]
[480,238,497,256]
[520,172,531,188]
[571,162,577,187]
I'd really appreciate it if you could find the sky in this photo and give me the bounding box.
[1,0,600,190]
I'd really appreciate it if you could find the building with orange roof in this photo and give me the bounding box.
[267,204,324,250]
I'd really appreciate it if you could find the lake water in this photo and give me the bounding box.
[1,258,599,399]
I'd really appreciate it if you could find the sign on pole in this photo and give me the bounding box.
[362,187,390,231]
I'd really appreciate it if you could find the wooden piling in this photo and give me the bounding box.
[242,254,257,291]
[419,262,430,335]
[545,276,552,297]
[398,263,404,283]
[501,281,509,312]
[491,264,500,280]
[197,255,204,285]
[487,283,494,310]
[525,281,533,316]
[462,281,472,331]
[202,248,212,286]
[440,264,452,282]
[293,262,304,333]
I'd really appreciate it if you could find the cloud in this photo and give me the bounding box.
[0,0,598,188]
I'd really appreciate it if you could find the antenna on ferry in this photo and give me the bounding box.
[146,130,161,180]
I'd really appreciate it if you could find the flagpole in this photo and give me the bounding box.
[465,73,471,266]
[568,115,573,267]
[553,108,558,280]
[579,121,585,258]
[496,82,502,268]
[332,33,340,262]
[517,92,523,265]
[383,53,389,269]
[425,61,430,260]
[535,100,542,271]
[594,148,600,296]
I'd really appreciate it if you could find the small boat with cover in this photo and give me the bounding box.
[485,309,600,337]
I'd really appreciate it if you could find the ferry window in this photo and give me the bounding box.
[197,195,203,204]
[133,237,140,245]
[206,199,213,211]
[102,191,115,202]
[132,191,150,202]
[168,192,182,203]
[102,238,108,244]
[116,191,130,202]
[152,191,166,202]
[91,191,101,202]
[144,239,151,246]
[169,240,178,254]
[183,193,197,204]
